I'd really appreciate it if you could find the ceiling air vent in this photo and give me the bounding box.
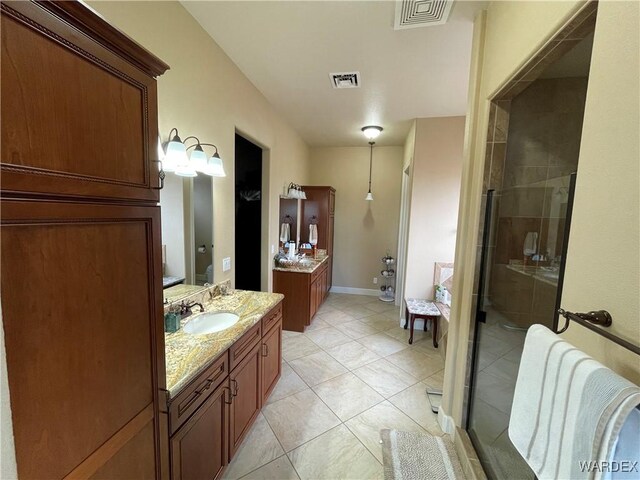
[330,72,360,89]
[394,0,454,30]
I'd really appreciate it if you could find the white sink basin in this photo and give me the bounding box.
[183,312,240,335]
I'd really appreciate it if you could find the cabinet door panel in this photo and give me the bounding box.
[261,321,282,403]
[0,200,166,479]
[1,2,161,202]
[171,382,229,480]
[229,343,262,459]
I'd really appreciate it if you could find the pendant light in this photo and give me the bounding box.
[366,141,374,201]
[361,125,382,201]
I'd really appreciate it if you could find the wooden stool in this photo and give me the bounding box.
[404,298,441,347]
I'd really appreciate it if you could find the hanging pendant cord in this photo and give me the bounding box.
[368,141,374,192]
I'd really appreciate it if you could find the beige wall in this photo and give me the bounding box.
[309,147,404,291]
[89,1,311,290]
[443,0,640,429]
[404,117,465,300]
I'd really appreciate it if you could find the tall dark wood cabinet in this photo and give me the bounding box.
[302,186,336,291]
[1,2,169,479]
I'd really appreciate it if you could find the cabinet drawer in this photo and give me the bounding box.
[261,302,282,334]
[169,352,229,435]
[229,322,261,371]
[310,263,327,283]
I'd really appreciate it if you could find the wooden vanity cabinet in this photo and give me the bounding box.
[262,318,283,403]
[170,380,230,480]
[169,300,283,479]
[274,260,329,331]
[229,341,262,458]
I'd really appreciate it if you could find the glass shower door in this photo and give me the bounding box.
[467,173,577,479]
[466,188,535,479]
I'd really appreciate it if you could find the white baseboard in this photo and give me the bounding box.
[329,286,380,296]
[438,406,455,435]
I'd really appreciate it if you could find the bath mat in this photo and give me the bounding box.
[380,429,465,480]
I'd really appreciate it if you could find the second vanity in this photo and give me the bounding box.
[163,286,283,480]
[273,255,330,332]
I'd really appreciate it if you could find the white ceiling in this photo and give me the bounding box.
[181,1,486,147]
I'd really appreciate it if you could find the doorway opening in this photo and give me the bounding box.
[465,5,596,479]
[235,133,263,291]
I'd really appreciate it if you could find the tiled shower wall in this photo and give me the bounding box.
[490,77,588,328]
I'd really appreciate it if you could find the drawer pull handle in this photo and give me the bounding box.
[195,379,214,395]
[262,343,269,357]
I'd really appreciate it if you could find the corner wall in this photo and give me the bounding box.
[309,146,404,291]
[404,116,465,300]
[88,1,311,291]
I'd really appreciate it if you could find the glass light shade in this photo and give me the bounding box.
[206,153,226,177]
[365,191,374,201]
[157,136,165,160]
[301,191,307,200]
[362,126,383,140]
[190,146,209,173]
[175,163,197,177]
[164,138,187,173]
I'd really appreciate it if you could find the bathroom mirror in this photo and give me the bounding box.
[279,197,299,249]
[192,175,215,285]
[159,173,215,288]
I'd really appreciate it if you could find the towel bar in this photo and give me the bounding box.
[556,308,640,355]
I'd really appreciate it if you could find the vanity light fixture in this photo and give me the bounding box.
[161,129,227,178]
[163,128,188,173]
[361,125,383,140]
[185,137,227,177]
[286,183,306,199]
[366,141,375,201]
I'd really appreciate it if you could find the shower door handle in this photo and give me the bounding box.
[476,310,487,324]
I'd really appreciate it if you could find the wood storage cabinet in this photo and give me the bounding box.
[302,186,335,291]
[1,1,170,478]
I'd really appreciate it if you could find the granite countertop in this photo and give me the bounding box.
[163,284,206,305]
[273,255,329,274]
[165,289,284,397]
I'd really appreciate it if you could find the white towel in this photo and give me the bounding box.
[280,223,290,243]
[509,325,640,480]
[523,231,538,256]
[309,224,318,246]
[604,407,640,480]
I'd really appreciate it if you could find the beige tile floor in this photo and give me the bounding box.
[223,293,446,480]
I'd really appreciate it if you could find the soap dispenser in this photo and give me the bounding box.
[164,304,180,333]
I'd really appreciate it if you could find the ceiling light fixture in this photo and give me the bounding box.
[361,125,383,140]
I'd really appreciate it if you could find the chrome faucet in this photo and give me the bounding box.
[180,301,204,318]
